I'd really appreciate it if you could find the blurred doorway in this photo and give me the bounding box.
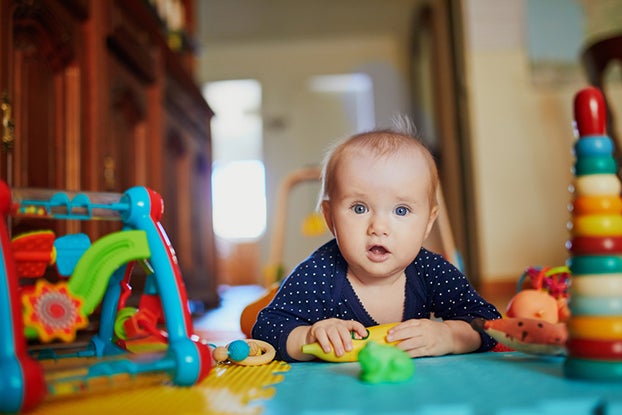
[204,80,266,285]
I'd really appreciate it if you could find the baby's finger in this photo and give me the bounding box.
[387,320,421,342]
[325,329,347,356]
[314,330,333,353]
[348,321,369,340]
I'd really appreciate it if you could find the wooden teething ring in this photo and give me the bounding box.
[236,339,276,366]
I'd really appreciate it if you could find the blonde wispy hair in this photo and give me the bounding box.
[318,116,439,210]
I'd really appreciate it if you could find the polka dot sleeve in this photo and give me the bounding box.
[252,240,353,362]
[405,249,502,351]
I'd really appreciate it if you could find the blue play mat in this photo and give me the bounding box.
[263,352,622,415]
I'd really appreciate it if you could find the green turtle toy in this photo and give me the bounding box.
[357,341,415,384]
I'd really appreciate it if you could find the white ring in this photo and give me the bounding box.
[571,274,622,297]
[573,174,621,196]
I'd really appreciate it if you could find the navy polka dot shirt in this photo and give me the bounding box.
[252,239,501,362]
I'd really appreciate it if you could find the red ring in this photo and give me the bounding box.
[567,235,622,255]
[567,337,622,360]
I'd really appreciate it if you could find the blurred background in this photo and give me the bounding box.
[197,0,622,298]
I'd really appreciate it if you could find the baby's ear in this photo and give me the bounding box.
[320,200,335,235]
[424,205,439,239]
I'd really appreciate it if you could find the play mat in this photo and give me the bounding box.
[27,359,290,415]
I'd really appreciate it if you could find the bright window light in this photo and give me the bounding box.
[212,160,266,239]
[203,79,266,240]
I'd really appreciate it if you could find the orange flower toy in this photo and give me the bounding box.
[22,279,89,343]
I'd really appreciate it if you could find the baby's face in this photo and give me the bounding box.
[322,147,438,284]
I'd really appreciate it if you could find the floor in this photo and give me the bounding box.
[193,284,267,343]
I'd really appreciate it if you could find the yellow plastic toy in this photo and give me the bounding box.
[301,322,399,362]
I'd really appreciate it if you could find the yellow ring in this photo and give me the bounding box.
[573,174,621,196]
[567,316,622,340]
[235,339,276,366]
[570,274,622,297]
[571,214,622,236]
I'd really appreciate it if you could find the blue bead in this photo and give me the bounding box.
[228,340,250,362]
[569,295,622,316]
[574,136,614,157]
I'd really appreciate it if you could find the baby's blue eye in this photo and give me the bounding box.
[395,206,410,216]
[353,204,367,214]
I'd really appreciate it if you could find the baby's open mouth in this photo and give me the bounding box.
[369,245,389,255]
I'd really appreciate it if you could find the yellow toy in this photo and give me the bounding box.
[301,322,399,362]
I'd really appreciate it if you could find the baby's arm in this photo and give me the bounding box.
[287,318,368,361]
[386,319,481,357]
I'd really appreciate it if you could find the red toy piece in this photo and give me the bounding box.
[0,181,47,412]
[472,317,568,356]
[11,230,56,278]
[573,86,606,137]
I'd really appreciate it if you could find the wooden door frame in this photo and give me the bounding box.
[410,0,480,284]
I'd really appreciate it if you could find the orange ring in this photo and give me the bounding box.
[573,174,621,196]
[572,195,622,215]
[567,316,622,340]
[571,214,622,236]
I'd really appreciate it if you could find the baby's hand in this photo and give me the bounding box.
[308,318,367,357]
[386,319,454,357]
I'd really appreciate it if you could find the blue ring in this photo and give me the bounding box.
[574,136,614,157]
[574,156,618,175]
[569,295,622,316]
[564,357,622,381]
[568,255,622,275]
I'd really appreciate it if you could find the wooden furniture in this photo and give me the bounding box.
[0,0,218,311]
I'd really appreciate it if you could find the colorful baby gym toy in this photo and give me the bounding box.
[0,182,212,413]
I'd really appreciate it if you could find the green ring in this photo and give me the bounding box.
[564,357,622,381]
[113,307,138,340]
[574,156,618,175]
[568,255,622,275]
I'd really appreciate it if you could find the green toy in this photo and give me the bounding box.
[357,341,414,384]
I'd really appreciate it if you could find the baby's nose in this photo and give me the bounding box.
[367,215,390,235]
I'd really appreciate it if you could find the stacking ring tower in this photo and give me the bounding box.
[565,87,622,381]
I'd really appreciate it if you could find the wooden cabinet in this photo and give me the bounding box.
[0,0,218,311]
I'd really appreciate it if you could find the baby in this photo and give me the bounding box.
[253,126,501,362]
